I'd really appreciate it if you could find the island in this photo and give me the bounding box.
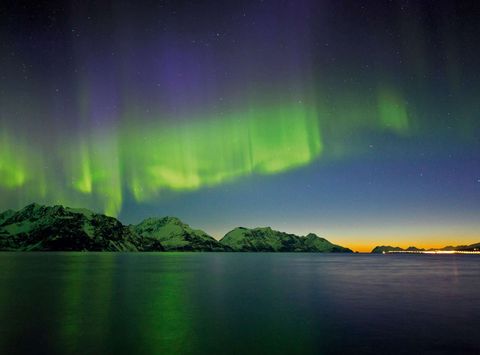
[371,244,480,254]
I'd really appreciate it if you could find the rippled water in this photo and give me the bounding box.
[0,253,478,354]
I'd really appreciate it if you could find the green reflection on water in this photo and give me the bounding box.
[56,254,115,353]
[141,255,194,354]
[0,253,339,354]
[54,253,196,354]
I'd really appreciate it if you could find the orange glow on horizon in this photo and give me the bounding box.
[210,227,480,253]
[336,235,480,253]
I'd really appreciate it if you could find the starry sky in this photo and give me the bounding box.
[1,0,479,251]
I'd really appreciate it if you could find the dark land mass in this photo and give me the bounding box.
[371,243,480,253]
[0,203,352,252]
[132,216,230,251]
[220,227,352,252]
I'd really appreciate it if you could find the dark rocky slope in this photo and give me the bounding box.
[220,226,352,252]
[0,203,158,251]
[133,217,230,251]
[0,204,352,252]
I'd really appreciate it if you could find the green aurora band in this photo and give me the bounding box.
[122,104,322,202]
[0,84,416,217]
[1,101,327,216]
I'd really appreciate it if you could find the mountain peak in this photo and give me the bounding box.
[161,216,183,224]
[22,202,42,211]
[138,216,185,228]
[25,202,41,207]
[221,226,352,252]
[0,204,142,251]
[134,215,228,251]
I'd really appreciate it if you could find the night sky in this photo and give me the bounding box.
[1,0,479,251]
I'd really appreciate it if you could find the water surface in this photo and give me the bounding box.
[0,253,478,354]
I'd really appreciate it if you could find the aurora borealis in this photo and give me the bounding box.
[1,0,480,250]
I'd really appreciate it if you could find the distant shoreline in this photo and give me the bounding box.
[383,250,480,255]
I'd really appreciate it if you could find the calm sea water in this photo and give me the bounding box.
[0,253,478,355]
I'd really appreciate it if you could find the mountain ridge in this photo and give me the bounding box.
[132,216,230,251]
[220,226,352,252]
[0,203,144,251]
[0,203,350,252]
